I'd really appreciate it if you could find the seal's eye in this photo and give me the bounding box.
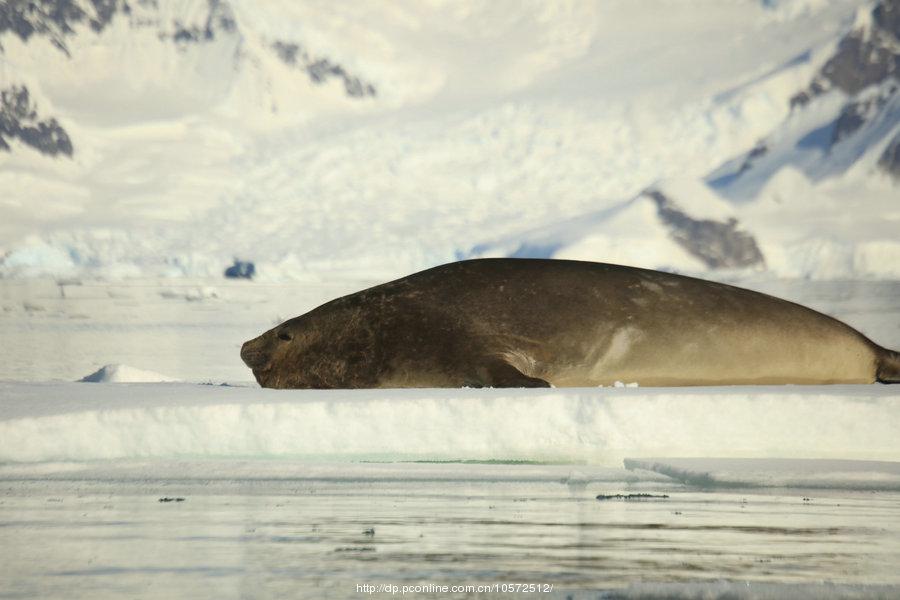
[277,330,293,342]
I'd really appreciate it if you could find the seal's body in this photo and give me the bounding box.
[240,259,900,388]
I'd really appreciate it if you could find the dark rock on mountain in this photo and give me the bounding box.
[879,131,900,178]
[646,190,764,269]
[874,0,900,40]
[788,80,828,109]
[0,0,125,55]
[831,81,898,146]
[734,141,768,176]
[718,1,900,189]
[169,0,234,45]
[272,40,376,98]
[707,140,769,190]
[819,31,897,95]
[0,0,236,52]
[791,0,899,108]
[0,86,73,156]
[308,58,376,98]
[1,1,377,102]
[832,100,870,145]
[272,40,299,64]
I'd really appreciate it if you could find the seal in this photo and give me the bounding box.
[240,258,900,388]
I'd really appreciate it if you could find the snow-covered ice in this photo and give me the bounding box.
[2,276,898,472]
[2,382,898,469]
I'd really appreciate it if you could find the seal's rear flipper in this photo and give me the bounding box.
[476,360,551,388]
[877,347,900,383]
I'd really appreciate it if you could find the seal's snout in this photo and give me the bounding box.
[240,337,268,369]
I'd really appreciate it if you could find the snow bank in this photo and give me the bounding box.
[80,364,179,383]
[1,383,898,474]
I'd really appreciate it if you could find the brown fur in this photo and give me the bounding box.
[240,258,898,388]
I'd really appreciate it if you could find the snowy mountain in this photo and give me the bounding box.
[0,84,72,155]
[0,0,897,281]
[711,0,900,192]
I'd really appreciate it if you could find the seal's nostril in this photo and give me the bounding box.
[277,330,293,342]
[241,339,268,368]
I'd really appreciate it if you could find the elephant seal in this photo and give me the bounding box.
[240,258,900,388]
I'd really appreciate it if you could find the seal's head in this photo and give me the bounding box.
[240,302,381,389]
[240,317,314,388]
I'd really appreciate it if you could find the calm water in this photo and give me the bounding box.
[2,475,899,599]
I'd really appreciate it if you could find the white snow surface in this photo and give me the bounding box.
[2,0,896,281]
[79,363,179,383]
[2,382,898,481]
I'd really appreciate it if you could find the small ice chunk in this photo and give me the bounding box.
[613,381,639,388]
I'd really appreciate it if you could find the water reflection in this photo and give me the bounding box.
[1,479,899,598]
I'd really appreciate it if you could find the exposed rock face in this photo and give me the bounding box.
[791,0,899,108]
[0,1,377,101]
[879,131,900,178]
[0,0,125,55]
[723,1,900,186]
[168,0,235,45]
[874,0,900,46]
[831,81,898,146]
[272,40,376,98]
[646,190,765,269]
[0,86,73,156]
[734,141,768,176]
